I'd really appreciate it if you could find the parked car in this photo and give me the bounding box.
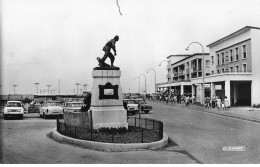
[123,99,139,115]
[39,101,64,119]
[3,101,25,119]
[134,98,153,113]
[64,101,84,113]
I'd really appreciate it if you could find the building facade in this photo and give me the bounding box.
[157,26,260,107]
[207,26,260,107]
[157,53,210,103]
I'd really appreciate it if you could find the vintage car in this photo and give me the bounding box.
[134,98,153,113]
[3,101,25,119]
[123,99,139,115]
[64,101,84,113]
[39,101,64,119]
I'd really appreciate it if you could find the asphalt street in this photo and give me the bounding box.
[0,113,197,164]
[142,101,260,163]
[1,101,260,164]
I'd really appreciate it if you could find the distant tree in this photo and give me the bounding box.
[23,97,32,104]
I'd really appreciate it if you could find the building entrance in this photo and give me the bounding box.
[231,81,251,106]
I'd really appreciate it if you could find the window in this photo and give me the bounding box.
[243,64,247,72]
[217,70,220,74]
[242,44,247,59]
[217,54,220,65]
[206,60,210,66]
[235,65,239,72]
[222,68,225,73]
[230,66,233,73]
[235,47,239,61]
[211,56,214,64]
[230,49,233,62]
[222,52,225,64]
[226,52,229,64]
[211,70,214,75]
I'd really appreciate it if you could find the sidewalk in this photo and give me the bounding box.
[148,99,260,123]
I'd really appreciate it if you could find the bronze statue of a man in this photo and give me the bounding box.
[100,35,119,67]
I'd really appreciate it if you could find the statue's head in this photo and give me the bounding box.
[114,35,119,41]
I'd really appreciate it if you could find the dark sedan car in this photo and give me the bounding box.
[135,98,153,113]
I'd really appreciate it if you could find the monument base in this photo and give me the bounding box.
[91,106,128,129]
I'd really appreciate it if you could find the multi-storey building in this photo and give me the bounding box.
[207,26,260,107]
[157,26,260,107]
[157,53,210,103]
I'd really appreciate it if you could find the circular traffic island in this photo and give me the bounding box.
[51,113,168,152]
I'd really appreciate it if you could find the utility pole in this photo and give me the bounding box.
[46,85,51,95]
[58,79,60,95]
[34,83,40,94]
[13,84,18,94]
[75,83,80,94]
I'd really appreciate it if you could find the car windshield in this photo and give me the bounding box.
[70,103,84,107]
[7,102,22,107]
[46,102,61,106]
[126,100,136,104]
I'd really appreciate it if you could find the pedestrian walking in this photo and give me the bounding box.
[185,96,190,107]
[223,96,229,110]
[205,96,210,108]
[211,95,216,108]
[173,95,177,104]
[192,95,196,104]
[216,96,222,110]
[189,94,193,104]
[177,94,181,104]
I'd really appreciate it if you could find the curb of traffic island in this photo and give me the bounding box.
[51,128,169,152]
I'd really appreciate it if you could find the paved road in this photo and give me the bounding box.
[0,114,197,164]
[143,101,260,163]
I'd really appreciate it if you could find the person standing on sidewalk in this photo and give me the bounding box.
[185,96,190,107]
[223,96,229,110]
[205,96,211,108]
[211,95,216,108]
[216,96,222,110]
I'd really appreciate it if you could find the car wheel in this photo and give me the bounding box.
[145,111,149,114]
[20,115,23,119]
[3,114,7,120]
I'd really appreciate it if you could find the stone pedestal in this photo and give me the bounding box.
[90,67,128,129]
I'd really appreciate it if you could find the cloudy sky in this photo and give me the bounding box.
[2,0,260,95]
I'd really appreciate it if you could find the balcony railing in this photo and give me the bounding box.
[215,70,252,74]
[178,70,184,75]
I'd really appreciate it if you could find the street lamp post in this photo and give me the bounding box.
[13,84,18,94]
[34,83,40,94]
[159,60,171,99]
[147,68,157,94]
[186,42,205,105]
[139,74,146,96]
